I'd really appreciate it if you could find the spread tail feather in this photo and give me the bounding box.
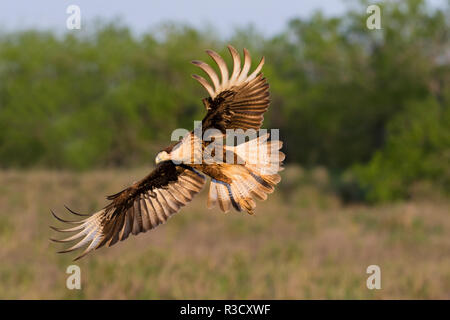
[208,133,284,214]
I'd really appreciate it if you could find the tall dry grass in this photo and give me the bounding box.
[0,167,449,299]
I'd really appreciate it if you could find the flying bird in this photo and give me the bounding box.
[51,45,285,260]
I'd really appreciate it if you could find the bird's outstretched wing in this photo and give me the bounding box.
[192,45,270,132]
[51,161,205,260]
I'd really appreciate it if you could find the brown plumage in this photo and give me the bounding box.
[51,163,205,260]
[194,46,270,132]
[51,45,284,260]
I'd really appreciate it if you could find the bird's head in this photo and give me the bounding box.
[155,151,171,164]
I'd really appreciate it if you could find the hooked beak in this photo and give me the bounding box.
[155,151,170,164]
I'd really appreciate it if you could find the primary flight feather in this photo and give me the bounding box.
[51,45,284,260]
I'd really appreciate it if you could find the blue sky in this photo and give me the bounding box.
[0,0,447,37]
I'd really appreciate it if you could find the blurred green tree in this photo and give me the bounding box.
[0,0,448,202]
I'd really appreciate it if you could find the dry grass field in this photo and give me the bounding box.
[0,166,449,299]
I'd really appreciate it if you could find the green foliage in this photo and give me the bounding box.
[0,0,448,202]
[0,24,216,169]
[354,96,450,202]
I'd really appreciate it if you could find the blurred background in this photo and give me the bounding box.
[0,0,449,299]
